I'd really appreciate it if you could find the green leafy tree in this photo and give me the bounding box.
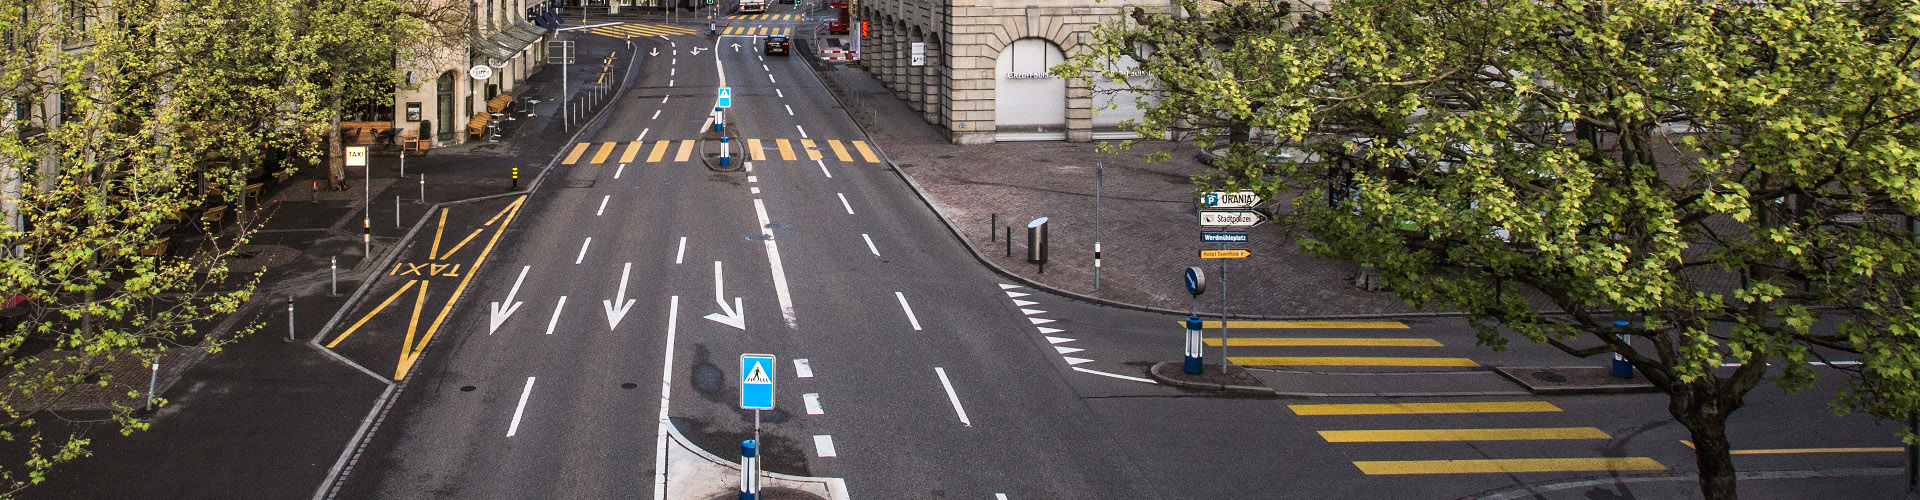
[0,0,300,494]
[283,0,426,191]
[1058,1,1920,498]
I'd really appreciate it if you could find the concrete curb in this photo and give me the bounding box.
[664,421,848,500]
[307,42,643,500]
[1146,362,1279,396]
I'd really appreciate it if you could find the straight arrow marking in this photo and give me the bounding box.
[488,265,531,334]
[603,262,638,330]
[703,260,746,330]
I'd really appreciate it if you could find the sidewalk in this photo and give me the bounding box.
[804,52,1423,319]
[16,30,627,500]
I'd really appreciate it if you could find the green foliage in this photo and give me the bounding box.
[1062,1,1920,498]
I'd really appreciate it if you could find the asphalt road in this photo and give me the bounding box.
[324,6,1909,500]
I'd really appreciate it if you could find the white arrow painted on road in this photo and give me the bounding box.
[731,43,741,52]
[691,47,706,55]
[603,262,638,330]
[650,48,659,57]
[489,266,531,334]
[703,260,745,330]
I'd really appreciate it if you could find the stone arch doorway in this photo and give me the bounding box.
[994,37,1067,141]
[436,71,456,142]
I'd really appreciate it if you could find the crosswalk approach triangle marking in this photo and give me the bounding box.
[744,364,772,384]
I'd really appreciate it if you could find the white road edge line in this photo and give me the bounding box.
[1072,366,1159,384]
[934,367,971,427]
[575,237,592,264]
[817,159,831,178]
[597,195,610,216]
[675,236,688,264]
[862,233,879,256]
[545,296,567,336]
[836,193,854,214]
[813,435,837,457]
[803,393,823,415]
[752,199,798,329]
[895,291,922,331]
[652,296,680,500]
[506,376,536,437]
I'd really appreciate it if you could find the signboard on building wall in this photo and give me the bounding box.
[911,42,925,67]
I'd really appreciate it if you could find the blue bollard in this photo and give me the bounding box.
[1184,315,1204,375]
[1611,320,1633,378]
[740,439,758,500]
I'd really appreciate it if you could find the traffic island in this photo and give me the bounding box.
[1494,366,1658,395]
[1149,361,1276,396]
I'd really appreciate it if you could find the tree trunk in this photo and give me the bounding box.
[1675,387,1740,500]
[326,101,346,191]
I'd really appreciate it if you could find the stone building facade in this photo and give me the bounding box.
[853,0,1171,144]
[392,0,558,146]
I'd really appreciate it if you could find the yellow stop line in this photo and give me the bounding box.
[1353,457,1666,475]
[1291,401,1562,416]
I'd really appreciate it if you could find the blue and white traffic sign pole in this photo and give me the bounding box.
[740,440,759,500]
[1185,315,1204,374]
[1612,320,1633,378]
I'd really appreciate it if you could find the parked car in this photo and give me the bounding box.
[764,35,790,56]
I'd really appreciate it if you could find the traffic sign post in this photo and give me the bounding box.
[1185,315,1204,375]
[740,353,775,493]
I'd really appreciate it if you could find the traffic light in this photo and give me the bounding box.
[861,21,868,37]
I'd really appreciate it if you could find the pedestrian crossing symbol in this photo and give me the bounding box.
[717,87,733,109]
[740,353,775,410]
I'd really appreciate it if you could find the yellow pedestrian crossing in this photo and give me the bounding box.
[746,139,765,161]
[727,14,803,20]
[1206,338,1441,347]
[1318,427,1611,442]
[558,139,884,165]
[578,23,701,38]
[1290,401,1562,416]
[722,26,792,36]
[1352,457,1666,475]
[1183,320,1409,329]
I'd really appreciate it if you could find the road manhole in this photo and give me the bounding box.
[621,383,637,389]
[460,386,476,392]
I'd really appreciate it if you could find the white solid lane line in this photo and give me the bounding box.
[895,292,922,331]
[934,367,971,427]
[575,237,592,264]
[836,193,854,214]
[794,358,813,378]
[796,124,808,138]
[1072,366,1159,384]
[813,435,837,457]
[803,393,823,415]
[652,296,680,500]
[545,296,567,335]
[817,159,831,178]
[862,233,879,256]
[506,376,536,437]
[614,163,626,179]
[752,199,798,328]
[675,236,687,264]
[785,104,794,116]
[597,195,609,216]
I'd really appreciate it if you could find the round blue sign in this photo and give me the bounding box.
[1184,267,1206,296]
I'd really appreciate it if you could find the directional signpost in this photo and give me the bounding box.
[1200,249,1252,259]
[1195,191,1264,372]
[1201,191,1262,209]
[1202,232,1249,244]
[1199,210,1268,228]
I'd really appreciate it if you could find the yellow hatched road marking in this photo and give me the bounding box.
[429,208,449,259]
[1291,401,1561,416]
[776,139,796,160]
[436,229,484,260]
[590,142,616,163]
[1232,356,1478,367]
[395,196,526,380]
[620,141,644,162]
[397,280,430,363]
[561,143,590,164]
[1319,427,1611,443]
[746,139,765,161]
[325,280,420,348]
[828,140,852,161]
[675,139,696,161]
[1353,457,1666,475]
[851,141,879,163]
[1206,338,1441,347]
[647,140,670,162]
[801,139,821,160]
[1679,441,1904,455]
[1186,320,1409,329]
[759,27,769,36]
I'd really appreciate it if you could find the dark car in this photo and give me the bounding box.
[764,35,790,56]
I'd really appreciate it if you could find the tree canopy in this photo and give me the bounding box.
[1058,1,1920,498]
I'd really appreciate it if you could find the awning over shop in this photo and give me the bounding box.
[471,20,548,68]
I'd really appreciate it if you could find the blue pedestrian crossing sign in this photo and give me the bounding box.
[717,87,733,109]
[740,353,775,410]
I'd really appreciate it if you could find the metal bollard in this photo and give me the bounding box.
[418,174,425,203]
[1027,217,1050,273]
[285,297,295,342]
[310,180,318,204]
[395,196,401,229]
[330,256,338,296]
[512,167,519,190]
[990,213,997,241]
[1612,320,1634,378]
